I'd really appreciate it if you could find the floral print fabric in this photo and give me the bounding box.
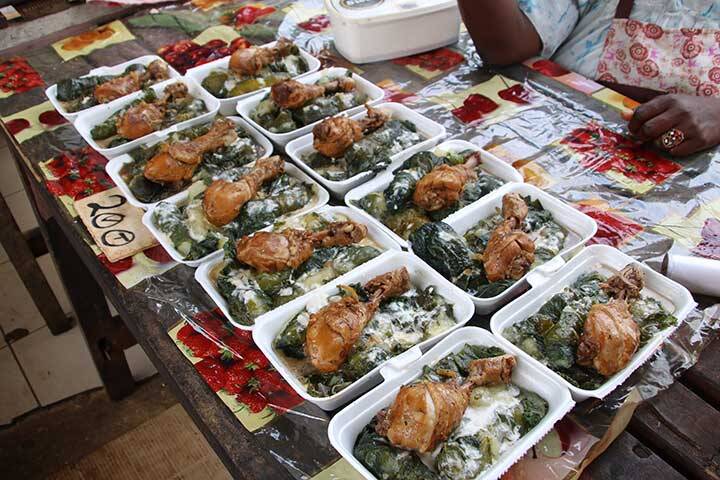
[599,20,720,96]
[519,0,720,82]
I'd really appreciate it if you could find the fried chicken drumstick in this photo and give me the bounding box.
[229,37,295,76]
[116,82,189,140]
[375,354,517,453]
[94,59,170,104]
[311,105,389,158]
[305,268,410,373]
[143,118,238,184]
[412,152,481,212]
[234,221,368,272]
[577,264,645,377]
[270,76,356,110]
[482,193,535,282]
[202,156,284,227]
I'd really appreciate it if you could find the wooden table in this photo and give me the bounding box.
[1,2,718,479]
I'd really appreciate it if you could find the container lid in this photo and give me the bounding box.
[327,0,457,24]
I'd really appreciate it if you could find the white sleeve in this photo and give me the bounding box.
[517,0,580,57]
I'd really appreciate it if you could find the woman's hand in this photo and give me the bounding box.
[628,94,720,157]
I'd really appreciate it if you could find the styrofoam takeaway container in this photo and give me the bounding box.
[46,55,182,123]
[142,161,330,268]
[408,182,598,314]
[235,67,385,147]
[345,139,524,249]
[286,102,446,199]
[325,0,461,64]
[252,250,475,410]
[490,244,696,402]
[328,327,575,480]
[106,116,273,210]
[75,77,220,158]
[195,205,403,330]
[186,41,321,115]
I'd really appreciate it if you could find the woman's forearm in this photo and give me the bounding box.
[457,0,542,65]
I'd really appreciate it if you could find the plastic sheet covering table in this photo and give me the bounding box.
[0,1,718,479]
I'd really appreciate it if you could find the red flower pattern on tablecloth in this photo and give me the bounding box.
[298,14,330,32]
[528,59,570,77]
[231,5,276,28]
[692,217,720,260]
[176,311,303,415]
[0,57,44,95]
[451,93,499,124]
[5,118,30,135]
[38,109,67,126]
[98,253,134,275]
[143,244,173,263]
[393,47,464,73]
[498,84,532,104]
[576,204,643,247]
[561,124,682,186]
[158,37,250,74]
[600,19,720,96]
[44,147,113,200]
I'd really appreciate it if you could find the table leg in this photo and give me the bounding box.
[0,190,72,335]
[7,141,136,400]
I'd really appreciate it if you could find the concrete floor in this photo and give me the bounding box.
[0,375,190,479]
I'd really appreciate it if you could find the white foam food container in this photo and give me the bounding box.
[286,102,447,199]
[252,250,475,410]
[142,161,329,267]
[106,116,273,210]
[75,77,220,158]
[235,67,385,147]
[325,0,461,64]
[329,326,575,480]
[490,244,696,402]
[194,205,403,330]
[409,182,598,314]
[46,55,182,123]
[186,40,321,116]
[345,139,524,248]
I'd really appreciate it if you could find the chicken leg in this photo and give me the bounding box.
[94,59,169,104]
[482,194,535,282]
[229,37,295,76]
[312,104,389,158]
[270,76,357,110]
[143,118,238,184]
[202,156,284,226]
[234,221,368,272]
[577,299,640,377]
[305,268,410,373]
[375,353,516,453]
[412,152,481,212]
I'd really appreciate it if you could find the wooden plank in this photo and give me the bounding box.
[581,431,685,480]
[682,335,720,410]
[629,381,720,480]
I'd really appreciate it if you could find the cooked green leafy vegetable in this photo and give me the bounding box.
[303,119,423,181]
[201,46,308,98]
[250,72,368,133]
[275,284,458,397]
[90,85,207,147]
[120,120,265,203]
[355,149,505,239]
[410,197,566,298]
[152,167,315,261]
[354,344,548,480]
[503,272,678,390]
[215,212,383,326]
[56,62,168,113]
